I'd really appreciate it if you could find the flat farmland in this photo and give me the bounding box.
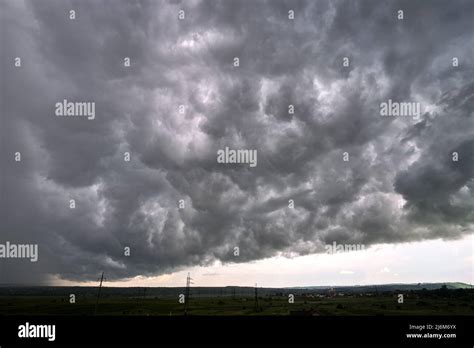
[2,291,473,316]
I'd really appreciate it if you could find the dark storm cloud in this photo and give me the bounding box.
[1,0,473,283]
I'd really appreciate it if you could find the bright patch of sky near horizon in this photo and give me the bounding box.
[51,235,473,288]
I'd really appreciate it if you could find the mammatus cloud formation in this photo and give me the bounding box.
[1,0,473,283]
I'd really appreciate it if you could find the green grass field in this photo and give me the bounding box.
[2,293,473,316]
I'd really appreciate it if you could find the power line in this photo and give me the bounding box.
[254,283,259,312]
[94,272,105,315]
[184,272,193,316]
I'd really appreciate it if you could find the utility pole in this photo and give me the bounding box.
[94,272,105,315]
[184,273,193,316]
[254,283,259,312]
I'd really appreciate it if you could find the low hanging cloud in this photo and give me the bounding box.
[1,0,473,283]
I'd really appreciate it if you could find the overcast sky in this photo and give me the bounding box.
[1,0,473,286]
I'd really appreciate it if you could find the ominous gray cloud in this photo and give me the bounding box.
[1,0,473,283]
